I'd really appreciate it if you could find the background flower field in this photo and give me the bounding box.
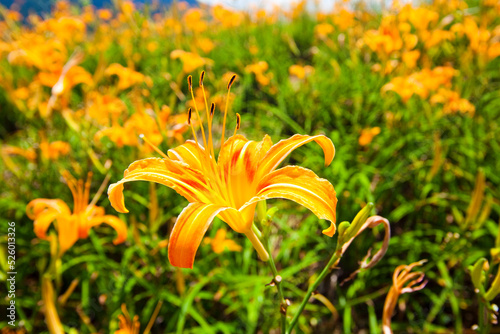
[1,0,500,332]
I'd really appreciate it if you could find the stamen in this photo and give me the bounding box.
[199,71,205,87]
[227,74,236,90]
[77,179,84,213]
[200,72,215,160]
[210,103,215,118]
[186,108,201,149]
[62,171,78,213]
[221,74,237,146]
[236,113,241,130]
[88,172,112,209]
[83,172,93,207]
[139,134,168,159]
[233,113,241,137]
[188,76,208,150]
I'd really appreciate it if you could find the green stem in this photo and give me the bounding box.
[264,236,287,334]
[479,301,486,334]
[286,249,342,334]
[244,228,269,261]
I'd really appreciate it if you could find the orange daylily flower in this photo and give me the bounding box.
[382,66,456,102]
[1,145,37,161]
[170,50,213,73]
[289,65,314,80]
[382,260,427,334]
[108,74,337,269]
[105,63,145,90]
[87,92,127,125]
[359,127,381,146]
[430,88,475,115]
[115,304,140,334]
[98,9,113,21]
[40,140,71,160]
[315,23,334,39]
[27,171,127,254]
[245,61,273,86]
[204,229,242,254]
[212,5,243,28]
[115,302,162,334]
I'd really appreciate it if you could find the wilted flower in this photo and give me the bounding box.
[382,260,427,334]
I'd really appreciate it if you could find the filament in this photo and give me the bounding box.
[139,134,168,159]
[220,74,236,147]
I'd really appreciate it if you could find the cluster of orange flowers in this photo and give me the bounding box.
[382,66,475,114]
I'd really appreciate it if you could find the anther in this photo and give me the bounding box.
[227,74,236,90]
[200,71,205,87]
[236,113,241,130]
[188,75,192,91]
[210,103,215,117]
[187,108,192,125]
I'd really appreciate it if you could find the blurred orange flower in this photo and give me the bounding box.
[27,171,127,254]
[170,50,212,73]
[204,229,242,254]
[430,88,475,115]
[315,23,334,39]
[289,64,314,80]
[105,63,145,90]
[359,127,381,146]
[245,61,273,86]
[40,140,71,160]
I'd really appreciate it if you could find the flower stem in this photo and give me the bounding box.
[287,249,342,334]
[244,228,269,261]
[264,236,287,334]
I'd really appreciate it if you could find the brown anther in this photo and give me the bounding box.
[187,75,192,91]
[236,113,241,130]
[210,102,215,117]
[227,74,236,90]
[200,71,205,86]
[280,304,288,315]
[188,108,192,125]
[311,290,318,296]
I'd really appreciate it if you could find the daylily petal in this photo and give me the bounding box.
[108,157,211,213]
[33,209,60,240]
[218,134,273,208]
[89,215,128,245]
[167,140,206,171]
[168,202,241,268]
[241,166,337,236]
[57,216,79,254]
[257,134,335,177]
[27,199,71,219]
